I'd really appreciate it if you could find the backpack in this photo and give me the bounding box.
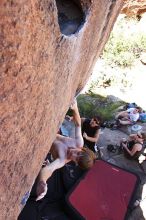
[125,102,137,110]
[107,144,117,153]
[139,113,146,123]
[102,121,115,129]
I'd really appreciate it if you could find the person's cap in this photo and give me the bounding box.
[131,124,142,131]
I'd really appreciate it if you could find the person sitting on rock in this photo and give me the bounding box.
[120,131,146,161]
[36,100,96,201]
[81,116,101,152]
[115,106,142,126]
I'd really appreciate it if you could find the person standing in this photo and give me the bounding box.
[81,116,101,152]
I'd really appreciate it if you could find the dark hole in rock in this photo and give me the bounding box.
[56,0,85,35]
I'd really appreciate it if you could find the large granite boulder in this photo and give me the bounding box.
[0,0,123,219]
[122,0,146,17]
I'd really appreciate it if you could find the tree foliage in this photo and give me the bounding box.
[102,17,146,68]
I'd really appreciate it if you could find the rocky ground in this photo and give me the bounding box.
[61,119,146,220]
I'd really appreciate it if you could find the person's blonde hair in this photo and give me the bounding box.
[78,147,96,170]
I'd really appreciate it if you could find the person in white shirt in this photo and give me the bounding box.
[115,107,142,125]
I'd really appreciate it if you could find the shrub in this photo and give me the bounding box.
[77,94,124,121]
[102,17,146,68]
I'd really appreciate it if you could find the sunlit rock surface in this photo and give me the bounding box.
[0,0,123,219]
[122,0,146,17]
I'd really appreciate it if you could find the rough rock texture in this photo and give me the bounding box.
[122,0,146,17]
[0,0,123,219]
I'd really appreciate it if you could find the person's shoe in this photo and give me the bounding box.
[117,145,123,154]
[111,124,118,130]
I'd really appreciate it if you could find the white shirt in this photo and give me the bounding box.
[127,108,139,122]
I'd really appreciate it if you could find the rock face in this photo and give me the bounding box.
[122,0,146,17]
[0,0,123,219]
